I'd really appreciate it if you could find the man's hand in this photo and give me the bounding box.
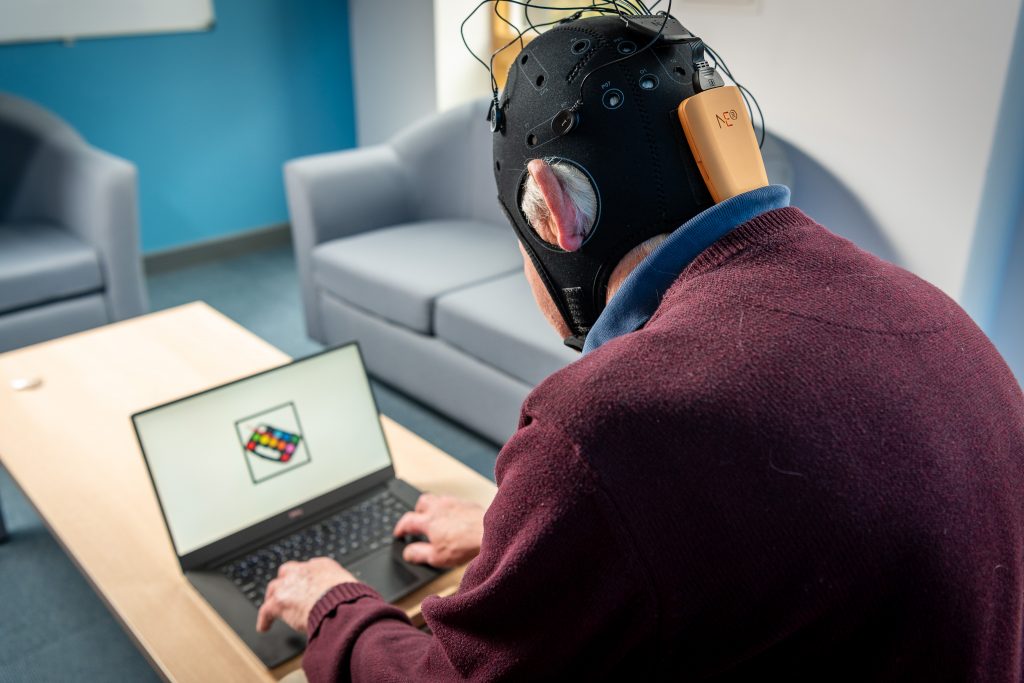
[393,493,485,568]
[256,558,357,634]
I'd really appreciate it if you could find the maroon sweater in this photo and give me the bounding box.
[303,207,1024,681]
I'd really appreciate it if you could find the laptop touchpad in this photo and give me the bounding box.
[348,550,418,601]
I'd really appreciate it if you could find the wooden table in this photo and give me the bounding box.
[0,302,497,681]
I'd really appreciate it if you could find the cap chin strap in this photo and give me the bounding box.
[499,197,609,353]
[559,285,591,352]
[563,334,587,352]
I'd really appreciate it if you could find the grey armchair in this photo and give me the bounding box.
[285,99,578,444]
[0,93,147,353]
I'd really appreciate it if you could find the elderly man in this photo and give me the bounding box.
[258,14,1024,681]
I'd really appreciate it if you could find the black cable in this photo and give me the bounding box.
[489,1,525,92]
[712,44,761,138]
[462,0,764,151]
[609,0,640,18]
[742,83,766,148]
[569,0,672,113]
[705,43,765,148]
[524,0,626,34]
[495,1,525,54]
[461,0,628,97]
[488,12,573,86]
[460,1,495,77]
[524,0,539,36]
[523,0,627,36]
[704,48,751,118]
[593,0,640,16]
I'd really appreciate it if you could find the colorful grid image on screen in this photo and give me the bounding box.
[245,425,302,463]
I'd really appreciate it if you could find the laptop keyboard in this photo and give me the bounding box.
[220,490,408,607]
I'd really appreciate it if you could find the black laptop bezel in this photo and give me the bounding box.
[130,342,397,572]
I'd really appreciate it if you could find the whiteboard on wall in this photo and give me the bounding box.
[0,0,215,45]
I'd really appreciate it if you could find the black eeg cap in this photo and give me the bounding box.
[492,14,717,350]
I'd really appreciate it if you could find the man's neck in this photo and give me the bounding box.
[606,234,670,303]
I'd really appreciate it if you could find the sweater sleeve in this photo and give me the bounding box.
[301,417,658,682]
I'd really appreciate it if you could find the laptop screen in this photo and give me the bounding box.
[133,345,392,557]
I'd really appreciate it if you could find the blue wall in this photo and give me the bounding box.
[0,0,355,252]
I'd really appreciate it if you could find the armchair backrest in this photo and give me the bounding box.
[389,98,506,228]
[0,93,83,220]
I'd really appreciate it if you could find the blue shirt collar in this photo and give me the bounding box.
[582,184,791,355]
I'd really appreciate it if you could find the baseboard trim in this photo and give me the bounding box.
[144,223,291,275]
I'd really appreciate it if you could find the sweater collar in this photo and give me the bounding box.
[581,184,792,355]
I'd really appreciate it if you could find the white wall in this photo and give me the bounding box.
[0,0,213,44]
[672,0,1022,299]
[347,0,489,142]
[433,0,492,112]
[360,0,1022,301]
[348,0,437,145]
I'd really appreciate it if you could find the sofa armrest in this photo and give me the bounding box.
[285,145,414,245]
[9,139,147,322]
[284,145,414,342]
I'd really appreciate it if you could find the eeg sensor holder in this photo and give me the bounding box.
[484,8,767,350]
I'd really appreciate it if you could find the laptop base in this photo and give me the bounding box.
[187,478,444,668]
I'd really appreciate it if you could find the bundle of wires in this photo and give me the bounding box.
[460,0,766,148]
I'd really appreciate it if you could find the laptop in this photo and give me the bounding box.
[131,344,444,667]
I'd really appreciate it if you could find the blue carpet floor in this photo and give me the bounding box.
[0,244,501,681]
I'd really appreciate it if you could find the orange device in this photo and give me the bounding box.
[677,85,769,203]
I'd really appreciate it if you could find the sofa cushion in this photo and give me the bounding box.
[0,222,104,315]
[312,220,521,334]
[434,272,578,387]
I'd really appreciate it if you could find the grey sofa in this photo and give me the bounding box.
[0,93,147,353]
[285,99,578,444]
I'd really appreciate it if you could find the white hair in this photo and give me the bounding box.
[520,160,597,243]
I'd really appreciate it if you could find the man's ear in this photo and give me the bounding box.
[527,159,584,252]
